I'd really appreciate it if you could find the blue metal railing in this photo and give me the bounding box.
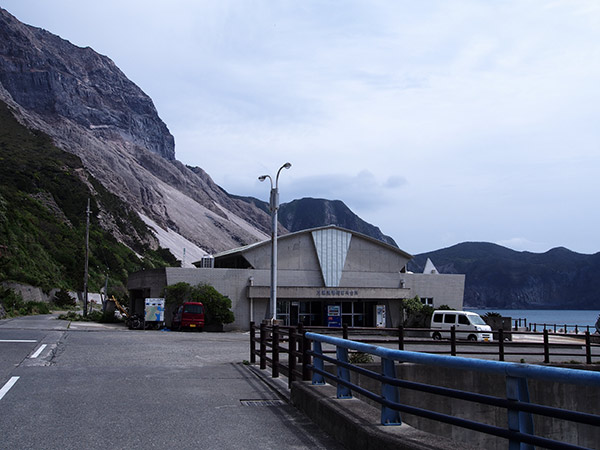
[306,332,600,450]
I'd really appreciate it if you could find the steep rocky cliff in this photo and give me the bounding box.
[0,8,271,255]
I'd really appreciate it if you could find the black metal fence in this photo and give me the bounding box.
[249,322,600,450]
[250,322,600,369]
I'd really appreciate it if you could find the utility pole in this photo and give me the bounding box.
[83,198,90,317]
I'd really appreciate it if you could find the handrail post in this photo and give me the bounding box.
[301,326,311,381]
[272,324,280,378]
[543,329,550,364]
[498,328,505,361]
[450,326,457,356]
[260,322,267,370]
[289,327,297,388]
[250,321,256,364]
[381,357,401,425]
[585,331,592,365]
[398,326,404,351]
[312,341,325,385]
[336,346,352,398]
[506,375,534,450]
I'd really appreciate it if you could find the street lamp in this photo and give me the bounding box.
[259,162,292,323]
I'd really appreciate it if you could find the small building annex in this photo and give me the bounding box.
[127,225,465,330]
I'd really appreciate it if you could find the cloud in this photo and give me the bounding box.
[3,0,600,254]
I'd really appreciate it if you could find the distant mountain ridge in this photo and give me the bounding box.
[278,198,398,247]
[410,242,600,309]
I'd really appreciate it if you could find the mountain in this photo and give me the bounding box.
[0,99,178,292]
[0,7,394,277]
[0,7,272,257]
[409,243,600,309]
[278,198,398,247]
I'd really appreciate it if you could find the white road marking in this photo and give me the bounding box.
[0,340,37,343]
[30,344,47,358]
[0,376,19,401]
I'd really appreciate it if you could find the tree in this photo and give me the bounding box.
[164,282,193,309]
[164,282,234,326]
[193,284,234,326]
[401,296,434,327]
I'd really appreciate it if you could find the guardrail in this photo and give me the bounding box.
[306,332,600,450]
[249,322,600,366]
[249,322,600,449]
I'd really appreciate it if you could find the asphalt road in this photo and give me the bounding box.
[0,314,344,450]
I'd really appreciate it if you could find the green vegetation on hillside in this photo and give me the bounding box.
[0,100,179,295]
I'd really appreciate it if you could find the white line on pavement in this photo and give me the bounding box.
[0,376,19,401]
[0,340,37,343]
[30,344,47,358]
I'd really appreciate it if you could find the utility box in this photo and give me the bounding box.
[144,298,165,323]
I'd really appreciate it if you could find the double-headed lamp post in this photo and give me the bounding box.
[259,162,292,323]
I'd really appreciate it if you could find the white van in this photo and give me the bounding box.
[430,311,492,342]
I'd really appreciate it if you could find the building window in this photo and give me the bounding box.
[420,297,434,306]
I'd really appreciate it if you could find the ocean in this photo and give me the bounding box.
[465,309,600,332]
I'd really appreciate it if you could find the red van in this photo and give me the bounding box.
[171,302,205,331]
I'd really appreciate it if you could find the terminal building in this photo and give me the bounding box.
[127,225,465,330]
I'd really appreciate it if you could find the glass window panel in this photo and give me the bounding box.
[444,314,456,324]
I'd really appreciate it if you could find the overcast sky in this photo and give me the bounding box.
[3,1,599,255]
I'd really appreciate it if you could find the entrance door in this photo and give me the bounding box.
[290,302,299,326]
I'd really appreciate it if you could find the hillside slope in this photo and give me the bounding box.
[0,7,270,255]
[0,100,177,291]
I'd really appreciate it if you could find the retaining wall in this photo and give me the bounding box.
[325,362,600,449]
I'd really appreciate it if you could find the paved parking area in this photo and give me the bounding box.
[0,315,344,449]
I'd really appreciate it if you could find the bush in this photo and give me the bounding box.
[348,352,374,364]
[164,282,235,326]
[194,284,234,326]
[0,287,50,317]
[53,289,76,308]
[0,286,25,316]
[401,296,434,327]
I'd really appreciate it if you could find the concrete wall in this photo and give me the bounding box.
[127,265,466,330]
[402,273,465,310]
[344,235,409,273]
[1,281,99,306]
[340,363,600,449]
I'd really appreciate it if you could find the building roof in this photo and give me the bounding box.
[196,225,412,263]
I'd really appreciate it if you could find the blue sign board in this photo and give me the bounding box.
[327,305,341,327]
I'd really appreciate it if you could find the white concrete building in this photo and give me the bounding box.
[127,226,465,330]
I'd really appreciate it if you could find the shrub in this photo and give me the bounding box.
[401,296,434,327]
[164,282,235,326]
[348,352,374,364]
[193,284,234,326]
[53,289,76,308]
[0,286,25,316]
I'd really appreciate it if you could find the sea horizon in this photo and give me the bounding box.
[465,308,600,331]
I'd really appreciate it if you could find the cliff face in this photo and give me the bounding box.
[0,9,174,160]
[0,8,272,255]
